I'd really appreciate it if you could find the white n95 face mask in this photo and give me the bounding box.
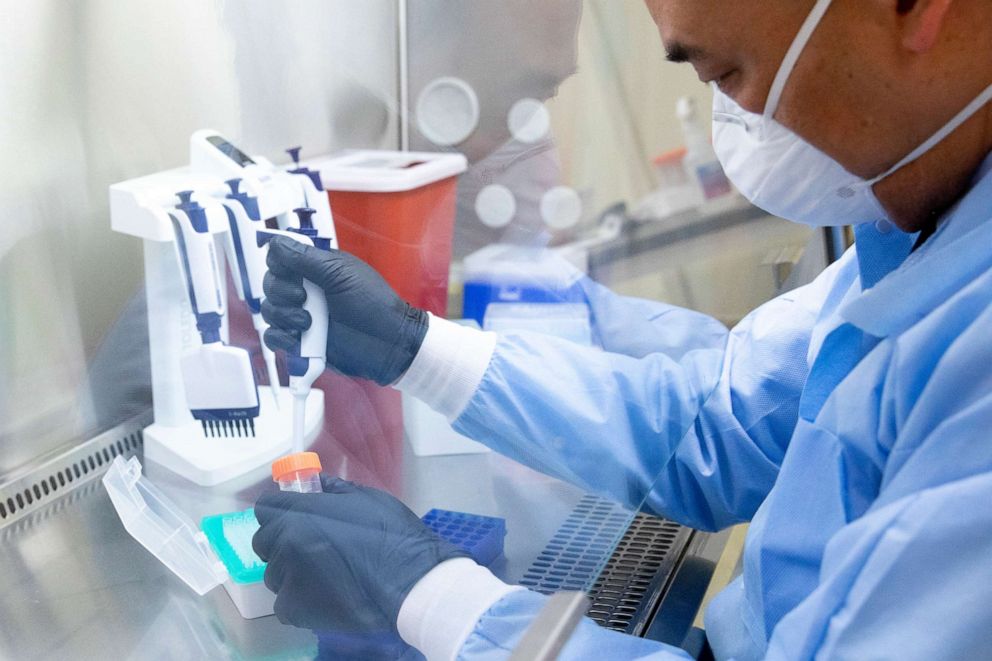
[711,0,992,228]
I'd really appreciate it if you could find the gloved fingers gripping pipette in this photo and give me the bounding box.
[257,208,329,453]
[260,238,429,388]
[170,190,261,438]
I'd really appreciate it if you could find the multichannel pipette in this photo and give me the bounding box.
[169,190,260,437]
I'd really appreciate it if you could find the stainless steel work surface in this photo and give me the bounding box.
[0,431,590,660]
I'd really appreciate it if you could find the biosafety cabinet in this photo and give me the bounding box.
[1,2,830,658]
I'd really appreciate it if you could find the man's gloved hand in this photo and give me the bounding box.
[261,237,429,386]
[252,475,468,633]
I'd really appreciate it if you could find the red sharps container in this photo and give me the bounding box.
[309,151,467,316]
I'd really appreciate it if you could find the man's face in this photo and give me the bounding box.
[644,0,992,232]
[644,0,883,172]
[643,0,946,179]
[644,0,811,116]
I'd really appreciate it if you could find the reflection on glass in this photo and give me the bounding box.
[409,0,585,257]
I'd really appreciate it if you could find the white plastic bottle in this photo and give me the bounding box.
[676,96,734,201]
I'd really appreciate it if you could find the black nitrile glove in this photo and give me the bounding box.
[252,475,468,634]
[261,237,429,386]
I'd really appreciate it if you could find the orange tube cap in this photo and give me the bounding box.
[271,452,322,482]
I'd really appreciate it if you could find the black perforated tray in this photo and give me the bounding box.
[520,494,692,636]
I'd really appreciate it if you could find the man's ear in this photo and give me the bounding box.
[898,0,956,53]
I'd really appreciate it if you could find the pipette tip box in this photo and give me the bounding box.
[421,509,506,567]
[201,508,274,619]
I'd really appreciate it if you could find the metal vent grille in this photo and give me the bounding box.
[0,479,105,544]
[520,495,634,594]
[585,514,690,635]
[521,495,691,636]
[0,414,148,527]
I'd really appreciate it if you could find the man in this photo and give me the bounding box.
[252,1,992,658]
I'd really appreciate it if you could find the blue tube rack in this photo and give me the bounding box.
[421,509,506,567]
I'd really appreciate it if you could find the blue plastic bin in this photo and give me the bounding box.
[461,244,586,325]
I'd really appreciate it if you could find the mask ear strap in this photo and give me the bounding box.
[866,84,992,185]
[764,0,835,121]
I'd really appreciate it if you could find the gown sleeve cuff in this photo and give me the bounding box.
[397,558,524,661]
[394,313,498,420]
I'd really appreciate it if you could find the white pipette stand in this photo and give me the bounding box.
[109,131,331,485]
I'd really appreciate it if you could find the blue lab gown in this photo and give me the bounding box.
[451,156,992,660]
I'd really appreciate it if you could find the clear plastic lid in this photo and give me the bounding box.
[103,456,228,595]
